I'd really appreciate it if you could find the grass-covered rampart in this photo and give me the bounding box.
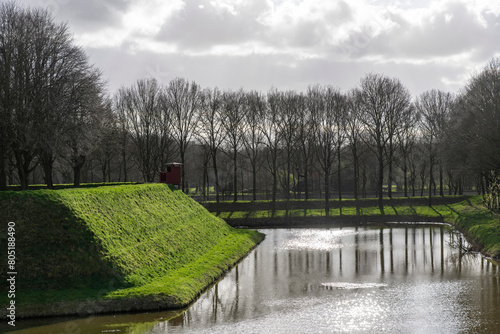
[208,196,500,259]
[0,184,264,318]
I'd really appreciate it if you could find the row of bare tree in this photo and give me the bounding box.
[0,3,106,190]
[111,61,498,213]
[1,3,499,212]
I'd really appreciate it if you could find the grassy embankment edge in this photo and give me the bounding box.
[0,184,264,318]
[208,196,500,259]
[17,228,263,318]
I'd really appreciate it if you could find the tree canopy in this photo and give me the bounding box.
[1,3,500,212]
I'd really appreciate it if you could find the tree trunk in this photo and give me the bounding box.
[378,148,384,212]
[352,149,359,201]
[41,153,55,189]
[428,160,434,206]
[362,162,367,199]
[240,162,245,201]
[252,162,257,201]
[0,141,6,190]
[101,163,107,184]
[388,143,393,199]
[286,153,291,201]
[272,169,277,203]
[304,171,309,200]
[122,145,127,182]
[107,159,111,182]
[439,165,444,197]
[213,157,220,204]
[448,172,453,196]
[337,147,342,215]
[202,160,207,200]
[73,155,86,187]
[304,165,310,200]
[324,172,330,217]
[411,175,416,197]
[233,148,238,202]
[480,173,486,196]
[352,148,360,215]
[180,147,186,192]
[403,160,408,197]
[13,149,31,190]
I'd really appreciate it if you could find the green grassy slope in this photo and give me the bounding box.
[447,197,500,259]
[0,184,264,317]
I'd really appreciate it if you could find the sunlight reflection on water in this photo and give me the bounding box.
[320,282,388,289]
[279,228,356,251]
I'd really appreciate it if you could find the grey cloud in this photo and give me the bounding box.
[20,0,499,98]
[157,0,269,50]
[359,1,500,59]
[24,0,130,33]
[89,44,467,98]
[261,0,355,50]
[157,0,355,52]
[471,10,500,61]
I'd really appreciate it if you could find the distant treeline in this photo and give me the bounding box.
[1,3,499,212]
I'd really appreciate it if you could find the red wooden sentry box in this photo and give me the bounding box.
[159,162,182,186]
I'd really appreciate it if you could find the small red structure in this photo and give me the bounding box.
[159,162,182,186]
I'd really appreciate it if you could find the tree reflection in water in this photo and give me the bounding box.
[163,226,499,334]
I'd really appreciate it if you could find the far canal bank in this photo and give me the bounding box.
[201,196,500,260]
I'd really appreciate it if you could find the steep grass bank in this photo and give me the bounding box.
[447,197,500,259]
[0,184,264,318]
[211,196,500,259]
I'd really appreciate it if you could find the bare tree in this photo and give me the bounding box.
[0,3,18,190]
[309,85,346,216]
[260,88,283,203]
[115,78,166,182]
[345,91,363,207]
[356,73,412,210]
[1,3,40,189]
[416,89,453,204]
[0,3,105,188]
[446,58,500,206]
[395,105,418,197]
[277,90,302,200]
[65,71,107,187]
[221,90,247,202]
[243,91,266,201]
[165,77,201,192]
[295,92,316,200]
[384,80,412,199]
[114,91,131,182]
[198,87,224,203]
[92,99,120,182]
[333,91,348,211]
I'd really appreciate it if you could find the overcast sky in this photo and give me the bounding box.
[17,0,500,96]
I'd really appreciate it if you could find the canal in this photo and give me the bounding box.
[10,225,500,333]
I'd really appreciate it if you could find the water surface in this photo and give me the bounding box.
[10,226,500,333]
